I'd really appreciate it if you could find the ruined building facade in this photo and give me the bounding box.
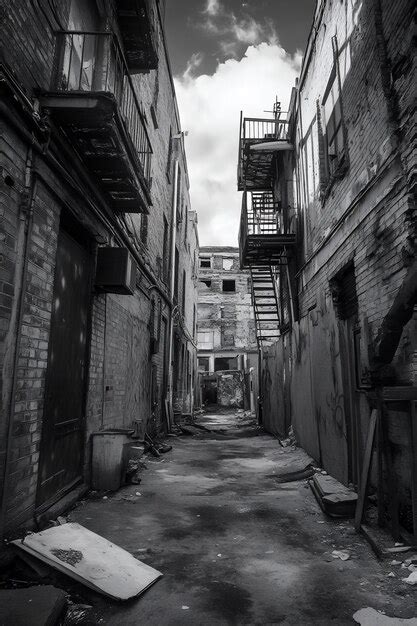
[238,0,416,538]
[197,247,258,410]
[0,0,198,536]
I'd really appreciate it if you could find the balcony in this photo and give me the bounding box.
[237,114,292,191]
[115,0,158,72]
[239,192,296,267]
[41,31,152,213]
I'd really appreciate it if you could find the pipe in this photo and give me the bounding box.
[166,157,180,431]
[0,147,36,537]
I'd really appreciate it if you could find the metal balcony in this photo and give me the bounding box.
[239,192,296,267]
[115,0,158,72]
[237,114,292,191]
[41,31,152,213]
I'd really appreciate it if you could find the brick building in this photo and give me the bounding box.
[197,247,258,410]
[238,0,416,538]
[0,0,198,536]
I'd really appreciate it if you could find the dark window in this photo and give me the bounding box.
[198,357,210,372]
[166,126,173,181]
[174,247,179,302]
[222,280,235,292]
[140,214,148,244]
[330,264,358,321]
[200,258,211,268]
[214,357,237,371]
[200,279,212,288]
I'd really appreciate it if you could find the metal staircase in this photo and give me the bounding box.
[250,267,281,348]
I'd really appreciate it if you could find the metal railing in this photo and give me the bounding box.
[53,31,152,183]
[241,191,296,239]
[241,116,288,142]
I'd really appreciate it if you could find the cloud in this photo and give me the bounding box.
[199,1,277,59]
[175,43,302,246]
[204,0,221,16]
[183,52,204,80]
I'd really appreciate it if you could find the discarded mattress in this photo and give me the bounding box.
[309,473,357,518]
[12,522,162,601]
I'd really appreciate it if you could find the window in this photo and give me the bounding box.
[198,330,214,349]
[222,258,233,270]
[222,280,235,292]
[200,257,211,268]
[321,37,347,181]
[140,214,148,245]
[214,357,237,371]
[174,247,179,302]
[200,279,212,288]
[198,357,210,373]
[166,126,173,181]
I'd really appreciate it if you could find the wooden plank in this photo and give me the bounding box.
[355,409,378,531]
[410,400,417,543]
[12,522,162,600]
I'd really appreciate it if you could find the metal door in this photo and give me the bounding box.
[37,225,91,507]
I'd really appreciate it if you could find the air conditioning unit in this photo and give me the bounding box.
[95,247,136,295]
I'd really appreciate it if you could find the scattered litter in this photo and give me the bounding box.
[66,603,93,624]
[402,571,417,586]
[404,555,417,566]
[390,560,402,566]
[280,426,297,447]
[57,516,67,525]
[387,572,395,577]
[395,542,404,547]
[353,607,417,625]
[12,522,162,600]
[331,550,350,561]
[102,496,108,500]
[265,550,274,554]
[135,492,142,496]
[182,605,190,610]
[217,554,222,557]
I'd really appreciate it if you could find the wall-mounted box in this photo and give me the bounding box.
[95,247,136,295]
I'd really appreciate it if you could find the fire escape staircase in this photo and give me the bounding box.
[250,267,281,348]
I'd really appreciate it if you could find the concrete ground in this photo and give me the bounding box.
[66,411,416,625]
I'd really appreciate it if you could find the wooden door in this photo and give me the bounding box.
[37,224,91,507]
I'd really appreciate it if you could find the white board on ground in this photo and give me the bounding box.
[12,522,162,600]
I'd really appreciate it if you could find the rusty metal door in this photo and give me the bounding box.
[37,224,91,507]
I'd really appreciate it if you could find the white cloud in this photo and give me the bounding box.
[204,0,221,16]
[175,43,301,246]
[183,52,204,80]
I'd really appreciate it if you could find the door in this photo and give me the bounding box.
[37,223,91,507]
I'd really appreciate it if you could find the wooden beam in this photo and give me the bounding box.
[355,409,378,531]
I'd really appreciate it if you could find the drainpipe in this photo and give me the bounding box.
[0,147,36,538]
[166,144,181,431]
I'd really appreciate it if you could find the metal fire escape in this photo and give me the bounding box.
[237,104,296,349]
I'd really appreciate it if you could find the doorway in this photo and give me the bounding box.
[37,218,92,508]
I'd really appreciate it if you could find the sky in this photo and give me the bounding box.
[165,0,316,246]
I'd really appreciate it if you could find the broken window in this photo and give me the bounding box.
[222,280,235,292]
[200,257,211,268]
[222,258,233,270]
[200,279,212,289]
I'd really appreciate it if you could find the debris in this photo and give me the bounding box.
[387,572,395,577]
[390,560,402,566]
[353,607,417,625]
[404,555,417,566]
[182,606,190,610]
[12,522,162,600]
[57,516,67,525]
[402,571,417,585]
[125,459,142,484]
[273,464,315,484]
[310,474,358,518]
[331,550,350,561]
[0,585,67,626]
[102,496,108,500]
[65,603,94,624]
[135,492,142,496]
[280,426,297,447]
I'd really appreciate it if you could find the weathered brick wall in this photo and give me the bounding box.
[261,0,416,486]
[0,0,199,534]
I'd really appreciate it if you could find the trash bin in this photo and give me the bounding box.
[91,429,135,491]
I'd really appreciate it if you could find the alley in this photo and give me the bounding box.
[66,412,415,625]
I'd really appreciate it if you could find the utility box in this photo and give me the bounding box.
[95,247,136,295]
[91,429,135,491]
